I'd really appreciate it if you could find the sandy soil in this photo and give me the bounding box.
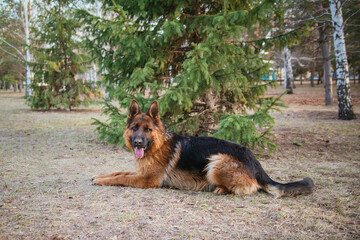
[0,84,359,239]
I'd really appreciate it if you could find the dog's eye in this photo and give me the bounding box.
[131,125,138,131]
[144,127,152,133]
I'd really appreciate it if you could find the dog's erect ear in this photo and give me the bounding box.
[128,99,141,120]
[146,100,160,121]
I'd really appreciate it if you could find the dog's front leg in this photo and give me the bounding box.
[92,171,136,180]
[92,174,160,188]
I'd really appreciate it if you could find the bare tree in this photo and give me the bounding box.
[0,0,32,93]
[329,0,356,119]
[24,0,31,97]
[283,46,294,94]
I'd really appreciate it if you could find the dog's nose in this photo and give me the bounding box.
[134,138,143,146]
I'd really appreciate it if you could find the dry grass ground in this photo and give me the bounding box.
[0,84,359,240]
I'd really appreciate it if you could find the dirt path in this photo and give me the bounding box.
[1,85,359,239]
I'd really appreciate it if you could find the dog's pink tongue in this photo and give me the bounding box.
[134,147,145,159]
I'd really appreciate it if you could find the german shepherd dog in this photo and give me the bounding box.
[93,100,315,197]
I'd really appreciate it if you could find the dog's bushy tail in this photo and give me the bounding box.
[263,177,315,198]
[255,163,315,197]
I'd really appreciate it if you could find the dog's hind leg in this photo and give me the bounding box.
[206,154,261,195]
[213,186,231,194]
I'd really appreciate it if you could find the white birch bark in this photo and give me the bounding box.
[24,0,32,97]
[329,0,356,119]
[283,46,294,94]
[93,63,98,82]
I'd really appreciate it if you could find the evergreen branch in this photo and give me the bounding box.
[250,83,273,89]
[262,90,287,113]
[110,0,134,39]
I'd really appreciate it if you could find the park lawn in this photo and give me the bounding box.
[0,84,359,239]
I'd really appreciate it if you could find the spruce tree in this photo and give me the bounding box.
[79,0,290,153]
[28,0,95,110]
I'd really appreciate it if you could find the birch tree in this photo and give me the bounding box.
[0,0,25,91]
[23,0,31,97]
[283,46,294,94]
[277,1,297,94]
[329,0,356,119]
[0,0,33,94]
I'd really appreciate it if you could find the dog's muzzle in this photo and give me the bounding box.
[132,137,146,159]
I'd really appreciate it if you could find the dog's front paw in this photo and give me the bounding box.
[92,175,106,185]
[91,175,101,181]
[92,177,106,185]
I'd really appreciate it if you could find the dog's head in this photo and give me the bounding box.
[123,100,165,159]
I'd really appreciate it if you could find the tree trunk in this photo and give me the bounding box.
[283,46,294,94]
[24,0,32,97]
[310,67,315,87]
[18,80,22,93]
[329,0,356,119]
[278,70,282,85]
[14,81,18,92]
[310,44,315,87]
[319,23,333,105]
[352,68,355,84]
[93,63,98,82]
[292,76,296,89]
[318,71,323,85]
